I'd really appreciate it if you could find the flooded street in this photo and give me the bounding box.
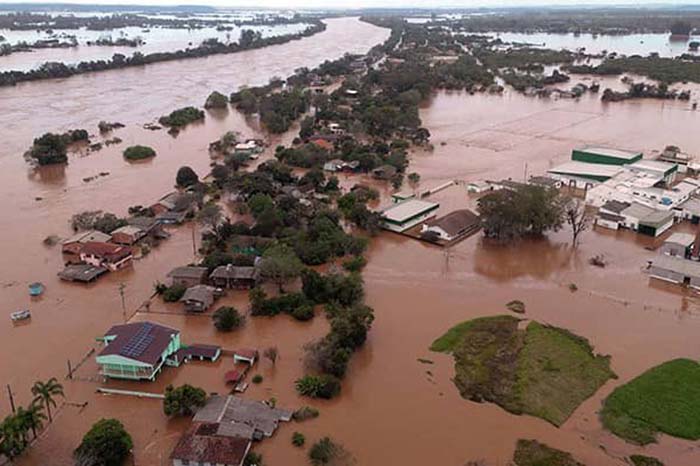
[3,15,700,466]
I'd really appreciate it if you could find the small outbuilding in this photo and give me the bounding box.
[660,232,695,258]
[420,209,481,242]
[649,255,700,289]
[180,285,217,313]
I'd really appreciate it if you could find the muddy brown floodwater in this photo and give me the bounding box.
[3,17,700,466]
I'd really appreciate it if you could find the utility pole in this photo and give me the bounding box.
[191,222,197,259]
[7,384,15,413]
[524,162,529,182]
[443,246,454,274]
[119,282,127,323]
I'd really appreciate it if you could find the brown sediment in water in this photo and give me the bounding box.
[4,18,700,466]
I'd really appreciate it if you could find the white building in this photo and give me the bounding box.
[381,199,440,233]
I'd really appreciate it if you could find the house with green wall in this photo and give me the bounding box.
[95,322,181,381]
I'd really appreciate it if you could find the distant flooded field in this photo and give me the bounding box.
[495,31,700,57]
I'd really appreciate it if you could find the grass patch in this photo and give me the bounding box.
[601,358,700,445]
[630,455,664,466]
[513,439,584,466]
[432,315,615,426]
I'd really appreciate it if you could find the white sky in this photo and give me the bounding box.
[12,0,700,9]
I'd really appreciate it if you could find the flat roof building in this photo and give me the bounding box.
[548,161,624,183]
[649,255,700,289]
[572,146,643,166]
[381,199,440,233]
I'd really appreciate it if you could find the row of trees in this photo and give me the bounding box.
[1,378,64,459]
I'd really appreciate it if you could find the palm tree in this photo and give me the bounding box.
[12,407,29,447]
[31,378,64,423]
[22,403,47,439]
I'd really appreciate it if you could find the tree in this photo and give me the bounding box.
[74,418,132,466]
[122,145,156,161]
[197,203,223,232]
[309,437,354,466]
[295,375,341,399]
[212,306,243,331]
[205,91,229,109]
[263,346,279,365]
[0,414,26,458]
[176,166,199,188]
[22,402,46,439]
[31,378,64,423]
[259,243,304,292]
[564,197,592,248]
[163,384,207,416]
[478,185,564,242]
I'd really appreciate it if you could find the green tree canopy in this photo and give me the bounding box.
[74,418,132,466]
[163,384,207,417]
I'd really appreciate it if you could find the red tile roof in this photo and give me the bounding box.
[170,423,251,465]
[225,370,242,384]
[80,241,132,261]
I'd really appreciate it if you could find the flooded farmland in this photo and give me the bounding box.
[3,14,700,466]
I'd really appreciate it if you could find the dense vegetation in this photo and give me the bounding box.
[123,145,156,161]
[431,315,615,426]
[73,418,132,466]
[158,106,205,130]
[25,129,89,165]
[601,358,700,444]
[204,90,229,109]
[566,56,700,84]
[478,184,565,242]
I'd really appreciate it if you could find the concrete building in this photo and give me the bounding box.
[548,161,624,187]
[79,242,133,271]
[660,232,695,258]
[381,199,440,233]
[571,146,643,165]
[110,225,146,245]
[61,230,112,255]
[626,160,678,186]
[649,255,700,289]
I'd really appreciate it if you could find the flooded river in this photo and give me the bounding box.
[3,17,700,466]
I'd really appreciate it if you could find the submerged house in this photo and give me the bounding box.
[110,225,146,245]
[660,232,695,258]
[193,395,292,440]
[170,422,251,466]
[79,241,133,271]
[209,264,260,289]
[167,266,209,288]
[180,285,217,312]
[420,209,481,242]
[61,230,111,255]
[95,322,181,381]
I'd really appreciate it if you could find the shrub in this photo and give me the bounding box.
[308,437,352,466]
[291,303,315,321]
[74,418,132,466]
[252,374,263,384]
[293,406,320,421]
[292,432,305,447]
[212,306,244,331]
[342,256,367,272]
[243,452,264,466]
[295,375,341,399]
[159,106,205,128]
[163,384,207,416]
[162,284,187,302]
[123,145,156,161]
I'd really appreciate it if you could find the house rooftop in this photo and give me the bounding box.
[576,145,642,160]
[170,423,251,465]
[58,264,108,282]
[62,230,111,245]
[111,225,143,236]
[665,232,695,247]
[548,161,624,179]
[194,395,292,437]
[382,199,440,223]
[600,200,631,214]
[210,265,258,280]
[167,266,209,280]
[81,241,132,260]
[425,209,480,238]
[181,285,216,304]
[98,322,178,366]
[651,255,700,277]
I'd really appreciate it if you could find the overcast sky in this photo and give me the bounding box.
[11,0,700,9]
